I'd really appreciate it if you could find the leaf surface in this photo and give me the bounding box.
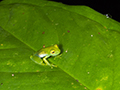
[0,0,120,90]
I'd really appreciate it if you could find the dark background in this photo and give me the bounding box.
[0,0,120,22]
[50,0,120,22]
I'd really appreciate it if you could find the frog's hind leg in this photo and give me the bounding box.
[30,55,45,65]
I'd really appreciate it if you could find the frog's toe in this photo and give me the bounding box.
[51,64,57,67]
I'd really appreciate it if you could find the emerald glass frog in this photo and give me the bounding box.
[30,44,61,67]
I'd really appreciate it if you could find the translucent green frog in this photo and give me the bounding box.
[30,44,61,67]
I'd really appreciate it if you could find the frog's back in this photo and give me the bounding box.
[32,44,60,58]
[34,48,49,58]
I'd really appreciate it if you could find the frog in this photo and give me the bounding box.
[30,44,61,67]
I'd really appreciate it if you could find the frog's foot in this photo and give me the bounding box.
[54,54,62,60]
[49,64,57,69]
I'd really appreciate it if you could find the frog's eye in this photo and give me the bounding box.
[50,50,55,54]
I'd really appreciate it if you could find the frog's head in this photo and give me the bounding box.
[50,44,61,56]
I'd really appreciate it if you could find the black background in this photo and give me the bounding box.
[50,0,120,22]
[0,0,120,22]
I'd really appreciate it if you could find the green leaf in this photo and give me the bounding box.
[0,0,120,90]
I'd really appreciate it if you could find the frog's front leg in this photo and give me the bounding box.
[43,57,51,66]
[43,56,57,67]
